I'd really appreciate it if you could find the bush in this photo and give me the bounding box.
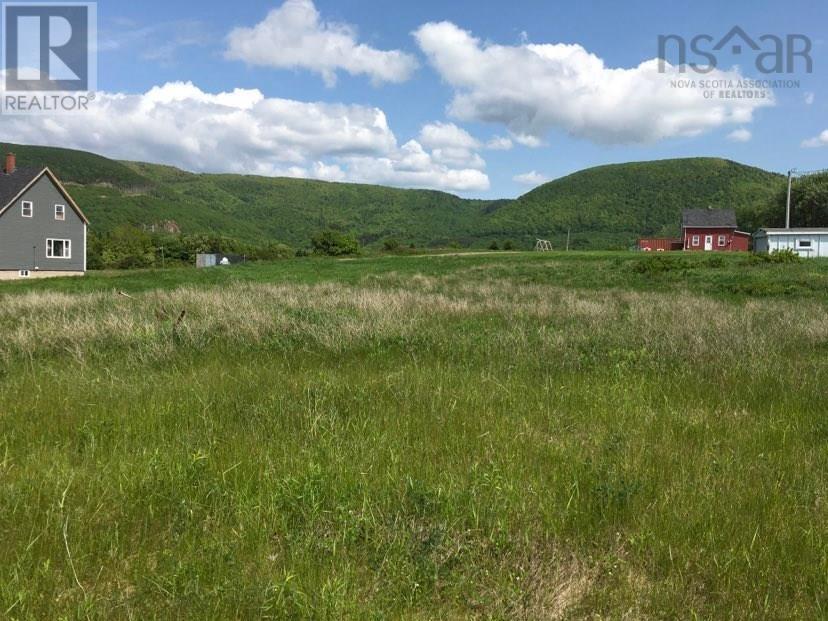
[748,248,802,265]
[488,241,500,251]
[503,240,515,251]
[311,230,360,256]
[90,225,156,269]
[253,242,294,261]
[383,238,401,252]
[768,248,802,264]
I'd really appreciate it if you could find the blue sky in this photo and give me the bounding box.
[6,0,827,197]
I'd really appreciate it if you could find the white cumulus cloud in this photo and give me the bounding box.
[727,128,752,142]
[418,121,479,150]
[802,130,828,148]
[417,121,485,170]
[413,21,773,145]
[0,81,489,193]
[343,140,489,192]
[513,171,548,186]
[485,135,513,150]
[226,0,418,87]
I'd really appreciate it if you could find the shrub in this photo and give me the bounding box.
[503,240,515,251]
[746,248,802,265]
[768,248,802,264]
[383,238,401,252]
[488,241,500,251]
[253,243,294,261]
[91,225,156,269]
[311,230,360,256]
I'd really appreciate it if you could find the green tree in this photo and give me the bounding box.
[253,242,294,260]
[311,230,360,256]
[99,225,156,269]
[756,173,828,229]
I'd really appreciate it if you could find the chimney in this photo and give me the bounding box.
[4,153,15,175]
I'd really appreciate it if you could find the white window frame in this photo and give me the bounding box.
[691,235,700,247]
[18,269,30,277]
[54,204,65,221]
[21,201,33,218]
[718,235,727,247]
[46,238,71,259]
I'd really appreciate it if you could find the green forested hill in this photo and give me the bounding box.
[492,158,784,248]
[1,143,787,249]
[1,143,150,188]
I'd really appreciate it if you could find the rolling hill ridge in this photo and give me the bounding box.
[1,143,786,249]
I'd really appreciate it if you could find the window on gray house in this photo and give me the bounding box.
[46,238,71,259]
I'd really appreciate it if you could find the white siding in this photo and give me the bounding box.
[756,232,828,258]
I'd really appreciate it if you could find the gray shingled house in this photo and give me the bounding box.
[0,153,88,279]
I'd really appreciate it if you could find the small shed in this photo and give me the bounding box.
[753,229,828,258]
[196,253,246,268]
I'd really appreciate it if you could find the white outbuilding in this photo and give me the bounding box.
[753,228,828,258]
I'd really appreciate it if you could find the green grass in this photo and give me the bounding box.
[3,251,826,299]
[1,252,827,619]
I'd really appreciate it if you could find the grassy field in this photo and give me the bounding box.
[1,251,827,619]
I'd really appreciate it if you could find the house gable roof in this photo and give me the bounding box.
[0,167,42,210]
[0,167,88,224]
[682,208,737,229]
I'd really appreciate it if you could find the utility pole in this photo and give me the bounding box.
[785,169,794,229]
[566,228,571,251]
[784,168,828,230]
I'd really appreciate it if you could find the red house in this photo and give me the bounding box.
[681,209,750,252]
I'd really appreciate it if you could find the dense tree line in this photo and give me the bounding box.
[87,226,295,270]
[757,172,828,228]
[87,226,369,269]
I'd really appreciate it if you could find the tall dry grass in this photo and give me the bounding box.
[1,277,824,368]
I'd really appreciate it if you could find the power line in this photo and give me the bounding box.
[790,168,828,178]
